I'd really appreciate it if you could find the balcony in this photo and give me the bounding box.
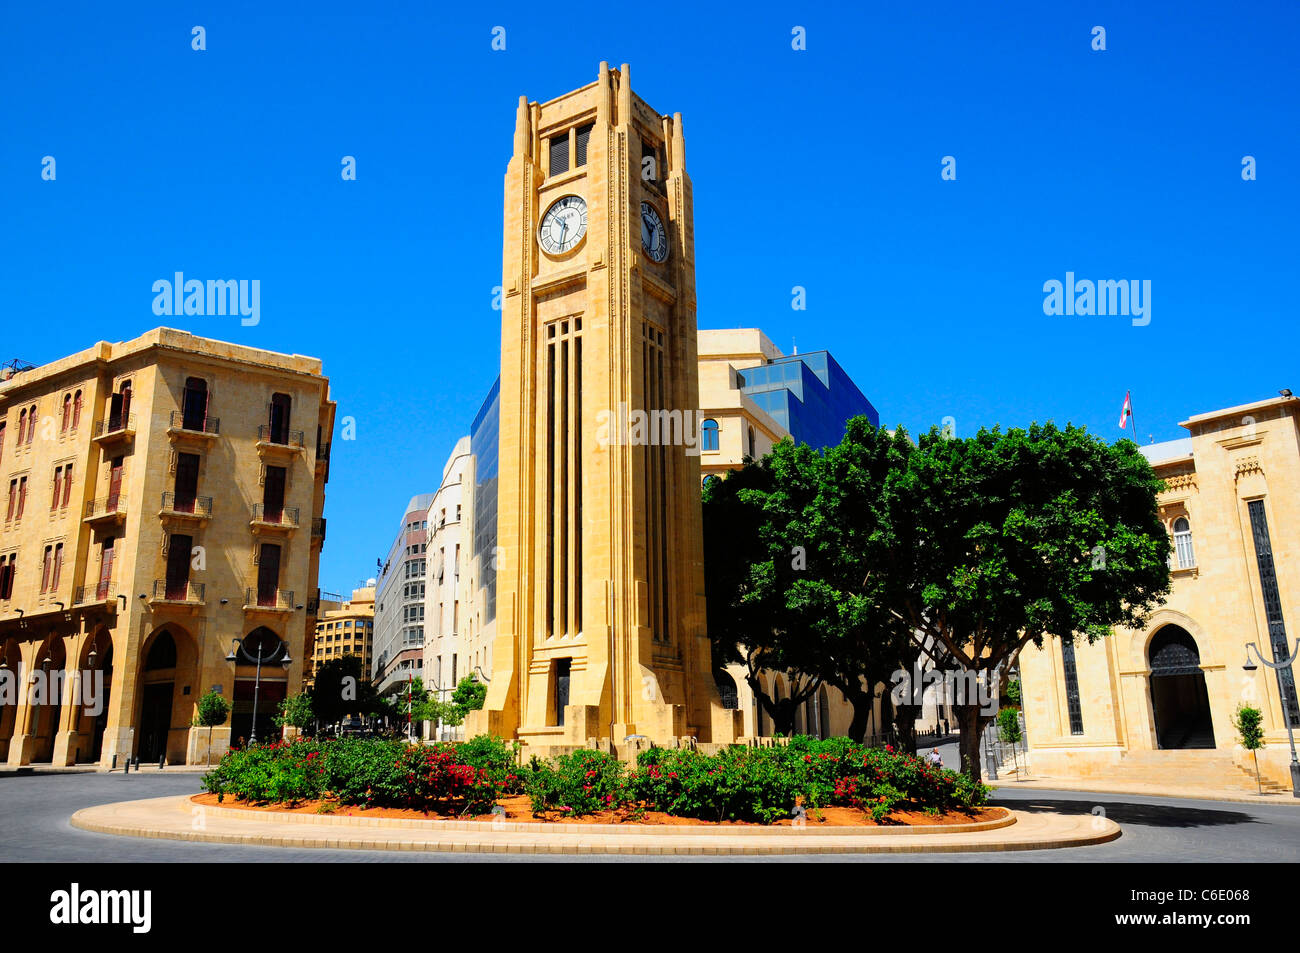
[150,578,204,606]
[73,583,115,606]
[244,588,295,614]
[311,516,326,545]
[92,414,135,446]
[256,425,304,459]
[167,410,220,439]
[160,491,213,522]
[83,497,127,527]
[251,503,300,534]
[315,441,331,478]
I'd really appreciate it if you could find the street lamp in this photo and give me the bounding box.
[1242,639,1300,797]
[226,635,292,746]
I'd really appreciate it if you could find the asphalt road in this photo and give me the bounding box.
[1,769,1298,863]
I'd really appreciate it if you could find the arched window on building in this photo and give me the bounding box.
[61,394,72,433]
[72,390,82,429]
[1172,517,1195,569]
[700,418,720,452]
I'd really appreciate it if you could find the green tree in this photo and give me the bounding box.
[1232,704,1266,794]
[891,422,1171,779]
[997,706,1023,776]
[274,692,315,733]
[192,689,230,766]
[309,654,383,726]
[449,675,487,724]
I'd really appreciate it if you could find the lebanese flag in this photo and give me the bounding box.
[1118,391,1132,429]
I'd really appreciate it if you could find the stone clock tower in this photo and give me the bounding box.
[468,63,737,751]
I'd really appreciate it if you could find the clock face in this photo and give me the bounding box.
[640,202,669,263]
[539,195,588,255]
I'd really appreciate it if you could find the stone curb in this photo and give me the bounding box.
[69,795,1122,855]
[990,779,1300,807]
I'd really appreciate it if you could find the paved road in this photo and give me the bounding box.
[3,769,1298,862]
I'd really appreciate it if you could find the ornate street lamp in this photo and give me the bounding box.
[226,635,292,746]
[1243,639,1300,797]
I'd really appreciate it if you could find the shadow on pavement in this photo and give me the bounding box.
[999,796,1257,830]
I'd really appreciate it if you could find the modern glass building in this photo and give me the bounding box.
[734,350,878,451]
[470,378,500,626]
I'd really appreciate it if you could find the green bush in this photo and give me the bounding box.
[448,734,528,794]
[525,748,631,816]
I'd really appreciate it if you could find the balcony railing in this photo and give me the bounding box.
[311,517,326,539]
[252,503,300,527]
[73,583,114,605]
[84,497,127,520]
[257,425,304,449]
[161,491,213,517]
[245,587,295,610]
[94,414,135,438]
[169,410,220,434]
[152,579,204,604]
[315,441,331,462]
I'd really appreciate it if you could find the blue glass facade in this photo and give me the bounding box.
[735,350,877,450]
[470,377,500,624]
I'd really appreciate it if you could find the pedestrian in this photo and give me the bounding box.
[928,747,942,767]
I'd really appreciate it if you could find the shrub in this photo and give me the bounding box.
[454,734,527,794]
[525,748,631,816]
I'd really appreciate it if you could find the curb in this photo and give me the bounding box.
[69,795,1122,855]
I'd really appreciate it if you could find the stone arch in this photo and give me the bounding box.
[74,626,115,763]
[230,625,291,747]
[135,623,199,763]
[1147,624,1215,749]
[0,638,21,761]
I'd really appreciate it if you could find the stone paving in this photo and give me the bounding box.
[70,794,1120,855]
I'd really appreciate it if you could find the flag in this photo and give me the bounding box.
[1118,391,1132,429]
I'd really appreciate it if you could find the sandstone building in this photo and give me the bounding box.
[1020,394,1300,791]
[0,328,334,765]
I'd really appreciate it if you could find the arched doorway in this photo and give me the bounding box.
[136,624,199,763]
[230,627,289,747]
[1148,625,1215,749]
[76,629,114,763]
[31,636,68,763]
[0,639,21,761]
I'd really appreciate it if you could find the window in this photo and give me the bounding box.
[72,391,82,430]
[41,545,53,592]
[15,476,26,519]
[52,465,70,511]
[50,543,63,591]
[16,409,27,446]
[61,394,72,433]
[6,479,16,521]
[269,393,292,444]
[182,377,209,431]
[0,554,16,599]
[700,418,720,452]
[0,420,5,468]
[575,123,593,166]
[1172,517,1195,569]
[26,405,36,444]
[549,133,569,175]
[1060,637,1085,735]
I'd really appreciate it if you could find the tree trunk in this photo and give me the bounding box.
[893,704,918,754]
[957,704,984,781]
[846,689,874,743]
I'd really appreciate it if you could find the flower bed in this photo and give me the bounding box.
[201,735,990,825]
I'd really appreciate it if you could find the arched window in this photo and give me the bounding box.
[61,394,72,433]
[16,409,26,446]
[144,631,178,670]
[72,390,82,430]
[1172,517,1195,569]
[26,405,36,444]
[700,418,720,452]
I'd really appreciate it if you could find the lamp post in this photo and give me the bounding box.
[1243,638,1300,797]
[226,635,292,747]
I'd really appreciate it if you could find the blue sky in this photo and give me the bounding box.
[2,1,1296,592]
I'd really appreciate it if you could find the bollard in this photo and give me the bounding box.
[111,754,118,771]
[159,754,165,771]
[123,758,130,774]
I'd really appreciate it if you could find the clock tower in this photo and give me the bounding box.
[469,63,738,751]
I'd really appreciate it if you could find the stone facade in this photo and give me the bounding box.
[1020,395,1300,790]
[469,64,730,751]
[0,328,334,766]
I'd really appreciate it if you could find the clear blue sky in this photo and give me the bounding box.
[2,1,1296,593]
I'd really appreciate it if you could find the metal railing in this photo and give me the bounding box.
[257,425,304,448]
[161,491,213,517]
[252,503,299,526]
[311,517,326,538]
[94,414,135,438]
[152,579,204,603]
[84,497,126,519]
[73,583,113,605]
[315,441,331,462]
[245,587,294,609]
[169,410,220,434]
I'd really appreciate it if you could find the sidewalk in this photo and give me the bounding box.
[0,764,211,776]
[987,773,1300,806]
[70,795,1122,855]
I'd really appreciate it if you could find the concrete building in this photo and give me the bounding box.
[372,495,430,696]
[423,438,471,738]
[1019,394,1300,792]
[307,586,374,689]
[0,328,334,765]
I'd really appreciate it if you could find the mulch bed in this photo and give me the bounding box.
[191,792,1007,827]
